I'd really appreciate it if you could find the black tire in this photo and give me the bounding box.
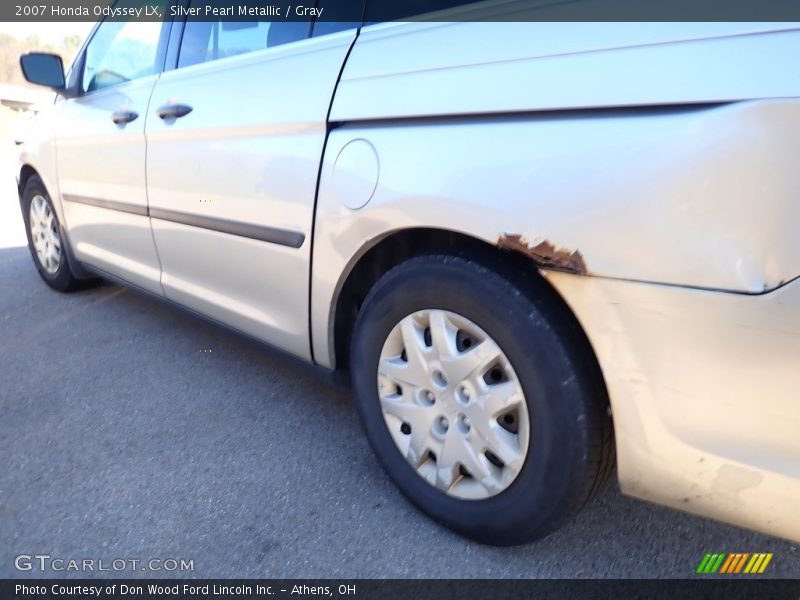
[350,254,614,545]
[21,175,99,292]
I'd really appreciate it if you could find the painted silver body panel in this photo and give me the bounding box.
[56,75,164,295]
[332,22,800,120]
[312,99,800,368]
[543,270,800,543]
[17,22,800,541]
[145,31,356,359]
[16,96,63,230]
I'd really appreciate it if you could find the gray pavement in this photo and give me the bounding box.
[0,132,798,578]
[1,241,798,578]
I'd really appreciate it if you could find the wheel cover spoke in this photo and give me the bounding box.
[28,195,61,275]
[428,310,458,360]
[377,309,530,500]
[380,394,437,440]
[477,380,524,418]
[444,336,503,384]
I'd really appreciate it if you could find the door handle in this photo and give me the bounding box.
[111,110,138,125]
[156,103,193,120]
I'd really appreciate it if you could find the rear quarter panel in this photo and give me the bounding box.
[331,21,800,120]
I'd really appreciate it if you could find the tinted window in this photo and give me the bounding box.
[82,5,164,93]
[311,22,359,37]
[178,4,310,68]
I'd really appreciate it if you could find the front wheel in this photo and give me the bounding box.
[350,254,613,545]
[22,175,98,292]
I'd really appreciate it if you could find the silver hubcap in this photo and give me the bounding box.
[29,195,61,275]
[378,309,530,500]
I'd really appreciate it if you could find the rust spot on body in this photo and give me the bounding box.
[497,234,588,275]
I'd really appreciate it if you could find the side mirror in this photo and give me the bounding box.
[20,52,67,92]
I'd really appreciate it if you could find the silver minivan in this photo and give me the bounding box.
[18,2,800,545]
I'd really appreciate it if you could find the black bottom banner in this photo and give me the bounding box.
[3,579,800,600]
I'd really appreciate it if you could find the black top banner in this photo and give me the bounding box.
[6,0,800,22]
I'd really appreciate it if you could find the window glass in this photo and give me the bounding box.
[311,22,359,37]
[82,5,164,93]
[178,4,311,68]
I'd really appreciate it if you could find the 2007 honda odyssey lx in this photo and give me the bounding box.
[17,1,800,544]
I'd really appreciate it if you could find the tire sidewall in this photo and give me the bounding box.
[350,256,597,544]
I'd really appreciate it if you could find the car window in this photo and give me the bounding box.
[82,3,164,93]
[311,22,359,37]
[178,3,311,68]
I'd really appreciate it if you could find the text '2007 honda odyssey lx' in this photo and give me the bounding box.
[17,1,800,545]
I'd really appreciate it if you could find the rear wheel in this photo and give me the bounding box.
[350,254,614,545]
[22,175,99,292]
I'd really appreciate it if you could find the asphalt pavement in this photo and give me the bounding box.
[0,240,798,578]
[1,134,799,578]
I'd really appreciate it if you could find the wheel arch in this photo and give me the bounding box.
[17,163,95,282]
[330,227,610,411]
[17,164,40,203]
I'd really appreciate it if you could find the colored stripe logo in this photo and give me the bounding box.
[696,552,773,574]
